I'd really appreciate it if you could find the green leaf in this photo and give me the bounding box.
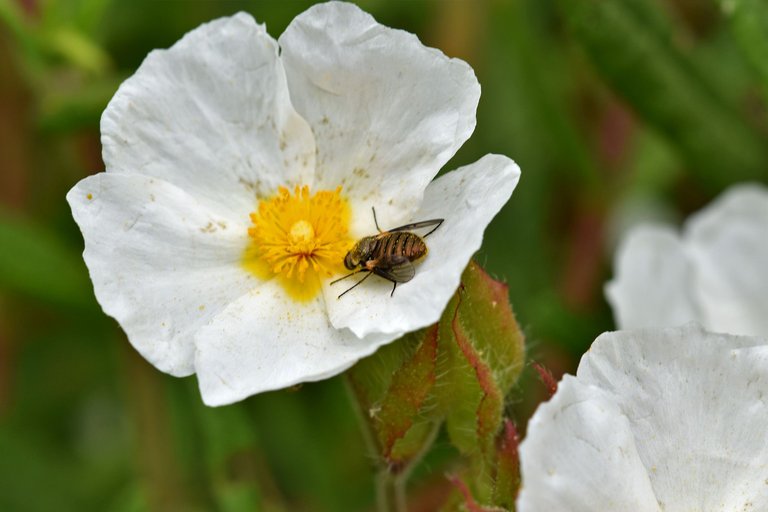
[43,26,111,75]
[38,74,123,132]
[561,0,768,188]
[721,0,768,99]
[0,208,92,308]
[0,0,42,62]
[195,405,264,512]
[0,426,89,512]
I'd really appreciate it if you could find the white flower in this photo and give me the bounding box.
[517,324,768,511]
[66,2,520,405]
[606,184,768,337]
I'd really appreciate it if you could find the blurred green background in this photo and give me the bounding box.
[1,0,767,510]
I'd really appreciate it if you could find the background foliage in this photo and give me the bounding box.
[1,0,766,510]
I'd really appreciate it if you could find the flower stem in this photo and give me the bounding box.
[343,375,406,511]
[377,469,407,512]
[121,341,192,510]
[344,374,443,512]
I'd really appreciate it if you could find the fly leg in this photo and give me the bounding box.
[337,271,373,299]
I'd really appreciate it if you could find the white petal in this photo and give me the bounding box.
[67,173,257,376]
[325,155,519,338]
[101,13,315,221]
[194,280,395,406]
[578,325,768,510]
[605,225,699,329]
[517,376,660,512]
[278,1,480,233]
[685,184,768,337]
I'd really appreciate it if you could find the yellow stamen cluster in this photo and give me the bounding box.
[244,185,351,301]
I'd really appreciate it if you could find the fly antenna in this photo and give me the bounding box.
[371,206,383,232]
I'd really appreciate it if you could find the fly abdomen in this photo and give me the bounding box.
[407,232,429,260]
[376,232,427,263]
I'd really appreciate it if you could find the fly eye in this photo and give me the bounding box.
[344,252,356,270]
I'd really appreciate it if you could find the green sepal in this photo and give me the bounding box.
[438,262,525,459]
[346,261,526,506]
[347,326,440,470]
[432,262,525,506]
[377,324,440,468]
[491,419,521,509]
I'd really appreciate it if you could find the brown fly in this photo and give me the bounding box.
[330,208,443,298]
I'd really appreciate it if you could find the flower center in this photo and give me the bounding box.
[243,185,351,301]
[289,220,314,246]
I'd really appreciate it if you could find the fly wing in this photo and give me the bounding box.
[373,254,416,283]
[387,219,443,236]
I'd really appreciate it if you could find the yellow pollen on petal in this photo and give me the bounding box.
[243,185,352,302]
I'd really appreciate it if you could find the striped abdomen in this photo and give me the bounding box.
[374,232,427,263]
